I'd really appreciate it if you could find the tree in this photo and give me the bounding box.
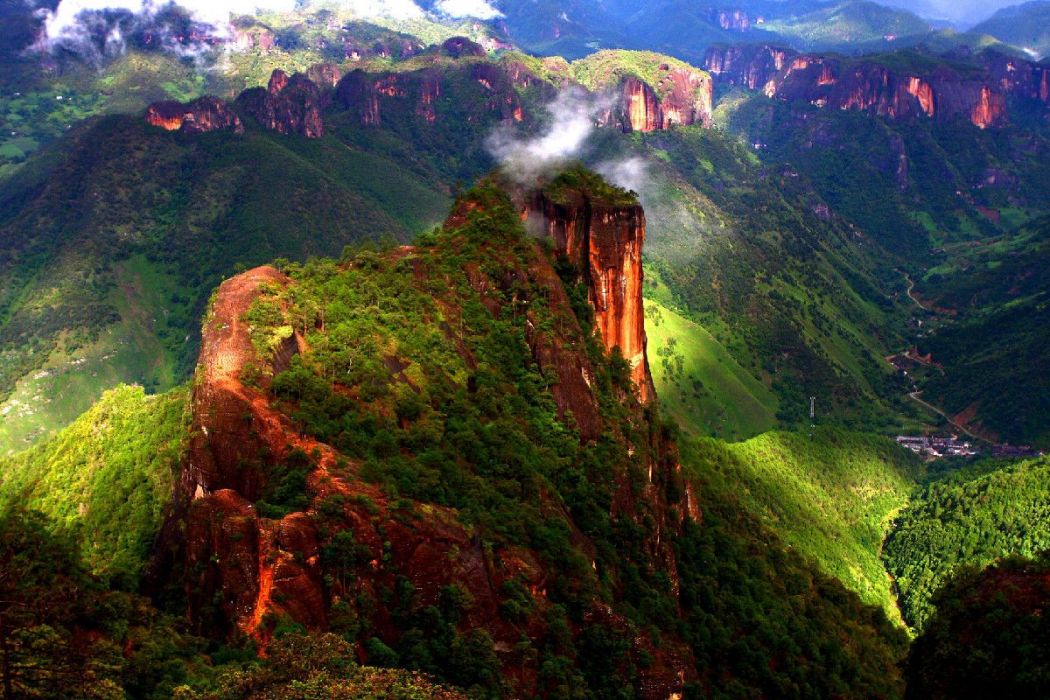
[0,509,92,698]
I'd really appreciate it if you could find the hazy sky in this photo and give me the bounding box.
[877,0,1029,26]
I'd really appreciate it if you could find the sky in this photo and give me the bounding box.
[870,0,1029,26]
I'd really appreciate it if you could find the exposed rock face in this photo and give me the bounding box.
[334,63,527,128]
[603,66,714,132]
[144,96,244,134]
[305,62,343,88]
[704,45,1049,128]
[525,191,655,404]
[440,36,486,58]
[236,69,326,138]
[715,8,752,30]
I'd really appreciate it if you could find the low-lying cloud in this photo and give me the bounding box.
[486,87,614,184]
[29,0,501,60]
[434,0,502,20]
[487,87,655,200]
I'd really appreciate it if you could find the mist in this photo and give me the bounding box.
[29,0,502,58]
[486,87,615,185]
[875,0,1025,26]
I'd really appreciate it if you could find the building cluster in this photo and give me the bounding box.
[896,436,1045,460]
[896,435,979,458]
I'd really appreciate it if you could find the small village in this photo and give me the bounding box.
[896,435,1044,460]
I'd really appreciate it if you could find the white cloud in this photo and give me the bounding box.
[433,0,502,20]
[486,87,613,183]
[38,0,426,45]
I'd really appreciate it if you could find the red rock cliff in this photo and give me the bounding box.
[525,190,655,403]
[603,65,713,132]
[235,69,326,138]
[703,45,1046,128]
[145,96,244,134]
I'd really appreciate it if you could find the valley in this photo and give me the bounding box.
[0,0,1049,697]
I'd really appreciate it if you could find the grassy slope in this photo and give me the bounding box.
[762,1,931,49]
[0,384,189,582]
[0,118,450,455]
[713,83,1050,446]
[972,2,1050,59]
[689,429,921,618]
[883,456,1050,630]
[645,294,777,441]
[0,255,184,451]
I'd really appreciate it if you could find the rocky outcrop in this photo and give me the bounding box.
[704,45,1050,128]
[144,96,244,134]
[334,62,526,128]
[525,189,655,404]
[597,63,713,132]
[714,8,753,31]
[440,36,487,58]
[235,69,326,138]
[306,62,343,88]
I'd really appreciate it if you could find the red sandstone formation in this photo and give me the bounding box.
[525,190,655,404]
[703,45,1047,128]
[160,173,698,689]
[334,62,526,128]
[440,36,487,58]
[236,69,326,138]
[305,62,343,88]
[144,96,244,134]
[716,9,752,31]
[608,65,713,132]
[971,86,1006,129]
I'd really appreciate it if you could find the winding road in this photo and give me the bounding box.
[907,390,985,442]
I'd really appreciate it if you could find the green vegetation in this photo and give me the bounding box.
[678,436,909,698]
[906,553,1050,699]
[915,216,1050,446]
[645,295,777,440]
[0,385,189,583]
[972,2,1050,60]
[592,125,912,434]
[712,77,1050,445]
[0,506,463,699]
[543,163,640,206]
[694,429,921,618]
[178,633,465,699]
[762,1,932,50]
[0,114,450,454]
[572,50,710,100]
[883,456,1050,630]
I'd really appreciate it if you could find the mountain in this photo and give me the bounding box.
[758,0,932,51]
[972,1,1050,60]
[5,42,915,457]
[2,2,1050,695]
[2,172,910,698]
[884,455,1050,629]
[906,552,1050,699]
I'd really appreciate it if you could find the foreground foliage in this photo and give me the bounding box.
[883,455,1050,629]
[906,554,1050,699]
[0,384,190,584]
